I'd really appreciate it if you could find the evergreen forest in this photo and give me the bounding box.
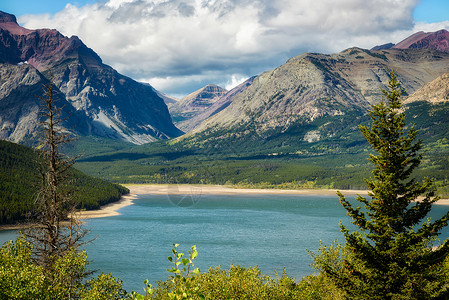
[0,140,129,225]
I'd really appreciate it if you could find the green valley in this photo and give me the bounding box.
[71,100,449,196]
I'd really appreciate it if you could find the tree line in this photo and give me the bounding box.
[0,139,128,225]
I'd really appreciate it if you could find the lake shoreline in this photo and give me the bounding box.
[67,183,449,219]
[76,193,138,219]
[78,184,371,219]
[3,184,449,227]
[0,193,138,230]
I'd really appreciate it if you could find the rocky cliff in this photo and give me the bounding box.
[405,72,449,104]
[0,11,182,145]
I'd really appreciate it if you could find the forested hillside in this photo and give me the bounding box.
[0,140,129,225]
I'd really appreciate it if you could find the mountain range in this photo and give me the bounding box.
[0,11,182,146]
[181,48,449,149]
[177,30,449,152]
[1,8,449,174]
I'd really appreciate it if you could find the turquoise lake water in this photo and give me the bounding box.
[1,193,449,293]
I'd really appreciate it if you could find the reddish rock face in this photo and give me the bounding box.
[0,11,101,71]
[0,10,182,145]
[393,29,449,52]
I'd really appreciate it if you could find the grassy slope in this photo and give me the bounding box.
[70,101,449,196]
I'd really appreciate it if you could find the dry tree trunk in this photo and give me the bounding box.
[24,74,89,278]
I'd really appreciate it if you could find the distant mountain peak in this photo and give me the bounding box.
[393,29,449,52]
[179,84,228,109]
[168,84,228,131]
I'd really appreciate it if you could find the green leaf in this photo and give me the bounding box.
[181,258,189,266]
[191,250,198,260]
[193,268,200,275]
[168,256,173,262]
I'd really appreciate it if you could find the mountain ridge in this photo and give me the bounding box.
[393,29,449,52]
[183,46,449,151]
[371,29,449,52]
[0,11,182,145]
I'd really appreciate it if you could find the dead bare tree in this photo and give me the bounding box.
[24,74,88,277]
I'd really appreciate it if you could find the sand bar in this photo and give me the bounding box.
[76,193,138,219]
[127,184,370,196]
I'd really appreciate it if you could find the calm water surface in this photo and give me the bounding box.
[1,193,448,293]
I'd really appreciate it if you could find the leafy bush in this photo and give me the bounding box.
[0,235,127,300]
[131,244,343,300]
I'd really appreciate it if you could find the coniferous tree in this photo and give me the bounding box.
[317,71,449,299]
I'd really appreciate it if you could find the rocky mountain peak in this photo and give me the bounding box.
[168,84,228,132]
[0,11,17,24]
[0,11,32,36]
[393,29,449,52]
[0,12,101,70]
[0,11,182,145]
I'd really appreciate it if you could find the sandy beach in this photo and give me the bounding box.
[76,193,138,219]
[78,184,449,220]
[75,184,369,220]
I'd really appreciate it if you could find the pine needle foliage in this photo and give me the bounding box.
[318,71,449,299]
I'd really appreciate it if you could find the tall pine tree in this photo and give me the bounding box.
[317,71,449,299]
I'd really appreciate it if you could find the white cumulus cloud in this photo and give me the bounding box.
[18,0,449,96]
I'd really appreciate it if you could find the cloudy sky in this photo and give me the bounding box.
[2,0,449,98]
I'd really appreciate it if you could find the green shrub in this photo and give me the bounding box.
[132,244,343,300]
[0,235,126,300]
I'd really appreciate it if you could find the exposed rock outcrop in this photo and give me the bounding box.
[0,11,182,145]
[405,72,449,104]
